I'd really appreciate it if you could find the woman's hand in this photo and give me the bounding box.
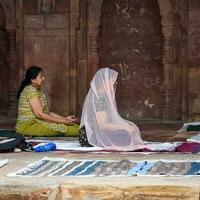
[64,115,77,125]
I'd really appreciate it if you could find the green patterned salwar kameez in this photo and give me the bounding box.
[16,85,79,137]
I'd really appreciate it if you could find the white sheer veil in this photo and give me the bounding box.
[80,68,144,151]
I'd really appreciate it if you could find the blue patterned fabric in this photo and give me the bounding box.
[8,157,200,177]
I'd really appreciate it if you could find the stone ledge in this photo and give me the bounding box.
[0,185,199,200]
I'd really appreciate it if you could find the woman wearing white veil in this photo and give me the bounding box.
[80,68,145,151]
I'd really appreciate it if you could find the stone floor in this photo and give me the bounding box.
[0,119,200,199]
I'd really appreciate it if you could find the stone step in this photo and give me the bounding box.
[136,120,184,131]
[0,117,184,130]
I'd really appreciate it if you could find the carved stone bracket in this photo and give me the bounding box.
[37,0,56,14]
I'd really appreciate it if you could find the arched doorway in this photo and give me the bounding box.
[98,0,163,120]
[0,4,9,116]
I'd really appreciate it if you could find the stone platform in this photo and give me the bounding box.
[0,151,200,200]
[0,119,200,199]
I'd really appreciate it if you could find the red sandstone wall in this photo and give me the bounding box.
[188,0,200,120]
[0,0,16,116]
[0,0,200,122]
[23,1,71,115]
[99,0,163,120]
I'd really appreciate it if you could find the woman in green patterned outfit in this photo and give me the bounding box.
[16,66,79,137]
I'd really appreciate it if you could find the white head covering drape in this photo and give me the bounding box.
[81,68,144,151]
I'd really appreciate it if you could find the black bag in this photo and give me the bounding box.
[187,125,200,131]
[0,130,32,152]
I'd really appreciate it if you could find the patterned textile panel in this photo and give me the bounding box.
[7,157,200,177]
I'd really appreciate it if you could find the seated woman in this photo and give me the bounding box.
[79,68,145,151]
[16,66,79,137]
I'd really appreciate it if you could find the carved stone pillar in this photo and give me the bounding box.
[76,0,88,118]
[87,0,103,82]
[69,0,80,115]
[88,28,99,79]
[7,29,17,117]
[158,0,174,119]
[162,26,173,119]
[179,0,189,120]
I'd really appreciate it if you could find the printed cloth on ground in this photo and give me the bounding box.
[28,139,181,152]
[0,159,8,168]
[7,157,200,177]
[187,133,200,143]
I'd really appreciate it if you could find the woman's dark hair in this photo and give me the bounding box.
[17,66,42,99]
